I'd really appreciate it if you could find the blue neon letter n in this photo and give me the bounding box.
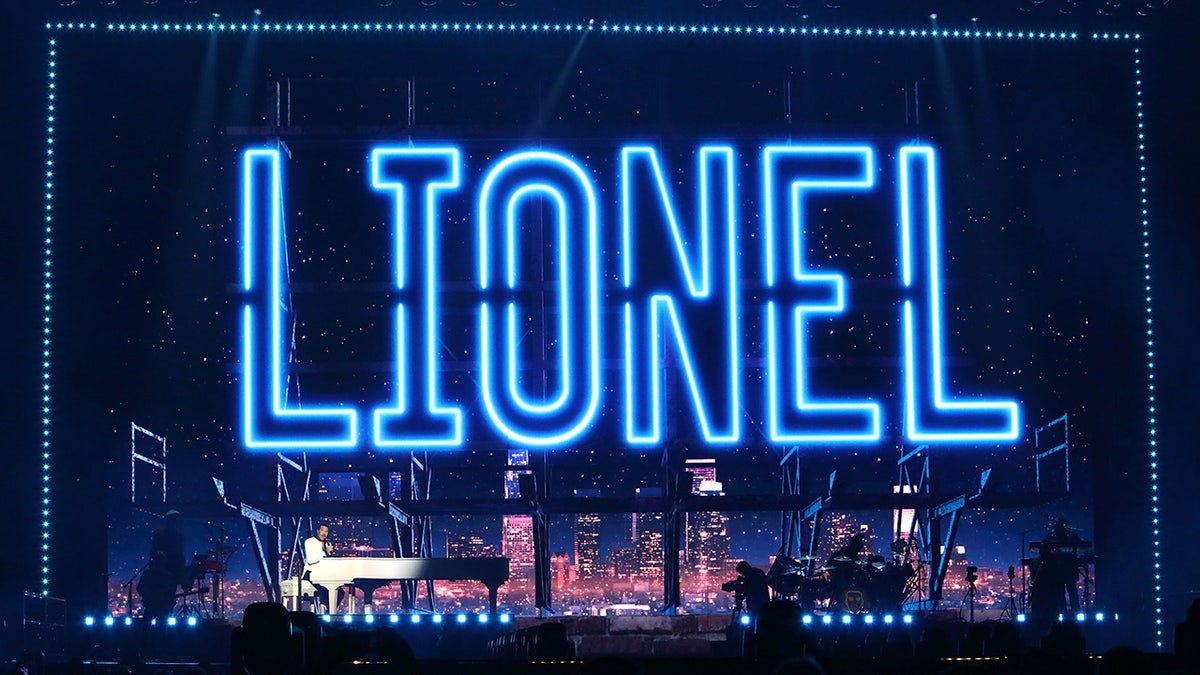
[621,146,740,445]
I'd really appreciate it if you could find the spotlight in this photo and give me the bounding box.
[500,613,511,624]
[929,13,937,20]
[364,615,375,624]
[802,615,813,625]
[902,614,914,624]
[322,615,333,623]
[739,615,751,626]
[822,615,833,625]
[84,616,95,626]
[432,614,443,624]
[124,617,133,626]
[478,614,489,624]
[166,617,177,627]
[104,617,114,627]
[186,617,198,627]
[456,614,468,624]
[343,614,354,624]
[864,615,875,625]
[1016,614,1027,623]
[410,614,421,624]
[841,615,852,625]
[150,618,158,627]
[883,614,894,624]
[1095,612,1105,622]
[1076,612,1087,622]
[253,8,261,15]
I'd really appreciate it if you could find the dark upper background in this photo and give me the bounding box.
[1,0,1197,650]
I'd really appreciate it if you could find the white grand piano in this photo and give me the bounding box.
[304,556,510,613]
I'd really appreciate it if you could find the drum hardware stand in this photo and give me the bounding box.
[998,564,1018,621]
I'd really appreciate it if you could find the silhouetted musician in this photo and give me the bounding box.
[1029,517,1086,622]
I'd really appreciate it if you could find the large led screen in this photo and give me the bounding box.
[42,20,1148,619]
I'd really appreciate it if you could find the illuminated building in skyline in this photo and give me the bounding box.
[574,489,601,580]
[446,532,498,558]
[503,450,534,584]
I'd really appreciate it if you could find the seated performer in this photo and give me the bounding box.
[303,522,347,612]
[827,533,866,566]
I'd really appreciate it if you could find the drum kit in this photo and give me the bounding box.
[188,544,236,618]
[767,553,917,614]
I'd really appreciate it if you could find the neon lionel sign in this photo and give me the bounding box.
[240,143,1020,451]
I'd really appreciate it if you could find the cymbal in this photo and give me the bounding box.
[794,555,817,561]
[871,562,887,570]
[832,556,853,563]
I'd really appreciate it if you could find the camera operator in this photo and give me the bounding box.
[723,561,770,621]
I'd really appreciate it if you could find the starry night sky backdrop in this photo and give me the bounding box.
[6,6,1198,647]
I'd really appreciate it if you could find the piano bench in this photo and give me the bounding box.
[280,577,317,612]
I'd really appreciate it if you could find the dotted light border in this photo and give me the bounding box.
[41,36,58,599]
[41,20,1155,644]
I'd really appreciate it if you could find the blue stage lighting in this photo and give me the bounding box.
[1076,612,1087,622]
[1095,612,1105,622]
[432,614,443,624]
[841,615,852,625]
[343,614,354,624]
[104,617,114,627]
[821,615,833,625]
[364,615,375,624]
[1016,614,1027,623]
[322,615,332,623]
[500,613,511,624]
[864,615,875,625]
[123,617,133,626]
[883,615,894,625]
[739,615,751,626]
[456,614,468,624]
[166,617,177,626]
[802,615,813,625]
[902,615,913,624]
[84,616,94,626]
[187,617,197,627]
[478,614,489,624]
[409,614,420,624]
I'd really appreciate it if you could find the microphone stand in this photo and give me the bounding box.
[124,562,149,617]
